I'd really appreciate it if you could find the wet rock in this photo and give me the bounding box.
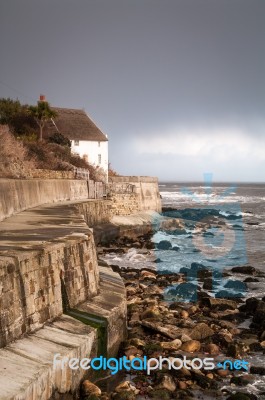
[231,265,257,275]
[165,282,199,302]
[156,240,172,250]
[230,375,255,386]
[97,258,110,267]
[127,338,145,347]
[115,381,137,393]
[204,343,220,355]
[188,305,198,314]
[224,280,247,292]
[178,381,187,390]
[226,342,249,358]
[172,246,180,251]
[126,287,138,296]
[244,277,259,283]
[203,297,238,310]
[124,346,143,357]
[239,297,260,314]
[189,323,214,340]
[110,264,122,273]
[194,374,218,389]
[149,388,171,399]
[82,380,101,397]
[226,393,257,400]
[141,320,182,339]
[260,331,265,341]
[144,285,164,295]
[249,366,265,375]
[181,310,189,319]
[140,270,157,280]
[216,289,244,299]
[160,339,182,351]
[202,278,214,290]
[180,333,193,342]
[141,307,161,320]
[216,369,229,377]
[253,301,265,327]
[155,374,176,391]
[181,340,201,352]
[112,392,136,400]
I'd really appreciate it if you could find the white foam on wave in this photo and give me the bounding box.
[160,190,264,206]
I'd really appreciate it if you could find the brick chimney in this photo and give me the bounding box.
[39,94,46,101]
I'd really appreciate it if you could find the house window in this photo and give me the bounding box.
[98,141,101,147]
[74,140,79,146]
[98,154,101,164]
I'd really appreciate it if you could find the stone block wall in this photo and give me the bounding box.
[28,169,75,179]
[109,193,141,216]
[0,232,99,348]
[108,176,162,214]
[76,200,112,226]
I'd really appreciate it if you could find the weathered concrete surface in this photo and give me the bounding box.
[0,179,89,222]
[78,266,127,357]
[0,314,97,400]
[0,201,100,347]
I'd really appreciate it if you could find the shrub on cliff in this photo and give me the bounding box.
[0,125,35,177]
[108,162,119,177]
[0,98,36,138]
[25,141,103,180]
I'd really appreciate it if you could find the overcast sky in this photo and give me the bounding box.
[0,0,264,182]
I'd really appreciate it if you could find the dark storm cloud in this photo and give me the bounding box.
[0,0,264,181]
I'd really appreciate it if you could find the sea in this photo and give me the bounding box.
[104,182,265,300]
[103,182,265,396]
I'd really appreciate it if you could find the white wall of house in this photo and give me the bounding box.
[71,140,108,174]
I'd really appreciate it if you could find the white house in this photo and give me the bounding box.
[42,99,108,180]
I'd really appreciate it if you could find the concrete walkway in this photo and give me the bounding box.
[0,200,93,252]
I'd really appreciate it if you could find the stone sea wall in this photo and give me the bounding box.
[0,176,161,398]
[108,176,162,215]
[0,178,89,222]
[0,230,99,348]
[76,199,112,226]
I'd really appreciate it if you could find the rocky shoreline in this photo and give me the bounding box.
[80,230,265,400]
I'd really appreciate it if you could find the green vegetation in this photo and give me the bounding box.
[0,97,108,180]
[28,100,57,141]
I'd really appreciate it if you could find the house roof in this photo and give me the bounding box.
[44,107,108,142]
